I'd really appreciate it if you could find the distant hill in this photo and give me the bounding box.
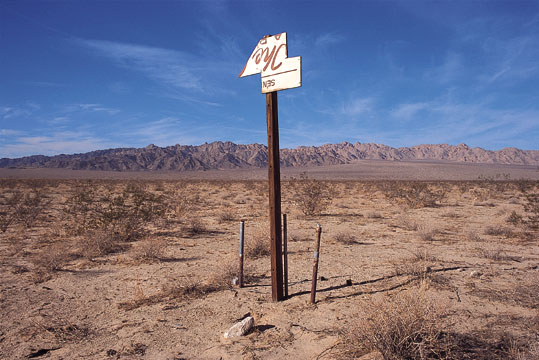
[1,142,538,171]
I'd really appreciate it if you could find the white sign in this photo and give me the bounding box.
[239,32,301,94]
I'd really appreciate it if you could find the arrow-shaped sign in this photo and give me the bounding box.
[239,32,301,94]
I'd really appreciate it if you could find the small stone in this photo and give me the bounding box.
[232,277,239,286]
[424,266,432,273]
[470,270,482,278]
[224,316,254,338]
[345,279,353,286]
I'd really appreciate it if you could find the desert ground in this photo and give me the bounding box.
[0,161,538,359]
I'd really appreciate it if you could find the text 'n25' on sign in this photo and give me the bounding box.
[239,32,301,94]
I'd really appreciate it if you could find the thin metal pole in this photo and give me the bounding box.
[239,221,245,288]
[310,224,322,304]
[283,213,288,298]
[266,91,284,301]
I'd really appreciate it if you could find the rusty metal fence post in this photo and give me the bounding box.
[283,213,288,298]
[239,221,245,288]
[310,224,322,304]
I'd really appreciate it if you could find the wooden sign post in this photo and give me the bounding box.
[239,32,301,301]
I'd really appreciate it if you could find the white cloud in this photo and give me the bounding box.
[77,39,204,91]
[314,32,345,48]
[123,117,205,147]
[1,106,31,120]
[0,129,24,137]
[62,103,120,115]
[0,131,112,158]
[391,102,428,120]
[339,97,374,116]
[424,52,463,84]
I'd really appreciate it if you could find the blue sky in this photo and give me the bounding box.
[1,0,538,158]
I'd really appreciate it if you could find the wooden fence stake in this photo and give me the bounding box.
[239,221,245,288]
[283,213,288,298]
[310,224,322,304]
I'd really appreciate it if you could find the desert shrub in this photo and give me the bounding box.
[506,211,523,226]
[342,286,453,359]
[78,229,124,258]
[366,211,383,219]
[484,225,514,237]
[396,214,419,231]
[477,248,516,262]
[246,224,271,258]
[382,181,446,208]
[64,181,165,241]
[183,217,208,236]
[466,231,483,242]
[0,190,23,232]
[0,188,49,232]
[417,224,439,242]
[288,173,333,216]
[207,260,241,290]
[333,232,357,245]
[522,192,539,230]
[17,189,50,228]
[130,237,167,262]
[32,241,71,273]
[217,211,236,223]
[164,184,202,222]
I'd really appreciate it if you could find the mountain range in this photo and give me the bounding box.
[1,142,538,171]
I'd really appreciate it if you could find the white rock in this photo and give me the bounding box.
[223,316,254,338]
[470,270,482,278]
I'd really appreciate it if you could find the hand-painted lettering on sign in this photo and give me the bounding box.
[239,32,301,94]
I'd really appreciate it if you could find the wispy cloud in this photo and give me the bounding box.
[124,117,206,147]
[23,81,67,88]
[0,129,24,137]
[314,31,345,48]
[339,97,374,116]
[384,97,539,149]
[78,39,204,91]
[74,38,240,104]
[62,103,120,115]
[424,51,463,84]
[0,131,111,158]
[1,106,32,120]
[391,102,428,120]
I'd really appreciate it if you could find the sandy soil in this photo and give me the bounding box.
[0,169,538,359]
[1,159,538,181]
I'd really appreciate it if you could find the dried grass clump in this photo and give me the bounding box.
[333,232,357,245]
[245,224,271,258]
[466,231,483,242]
[484,225,514,237]
[246,234,271,258]
[382,181,446,208]
[130,237,167,262]
[207,260,240,290]
[288,173,334,216]
[417,224,439,242]
[476,247,517,262]
[366,211,383,219]
[217,211,236,223]
[78,230,124,259]
[522,191,539,231]
[0,188,49,232]
[396,214,419,231]
[393,249,438,279]
[31,241,72,278]
[183,218,208,236]
[341,286,453,359]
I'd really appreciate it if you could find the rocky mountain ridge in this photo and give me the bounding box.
[1,141,538,171]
